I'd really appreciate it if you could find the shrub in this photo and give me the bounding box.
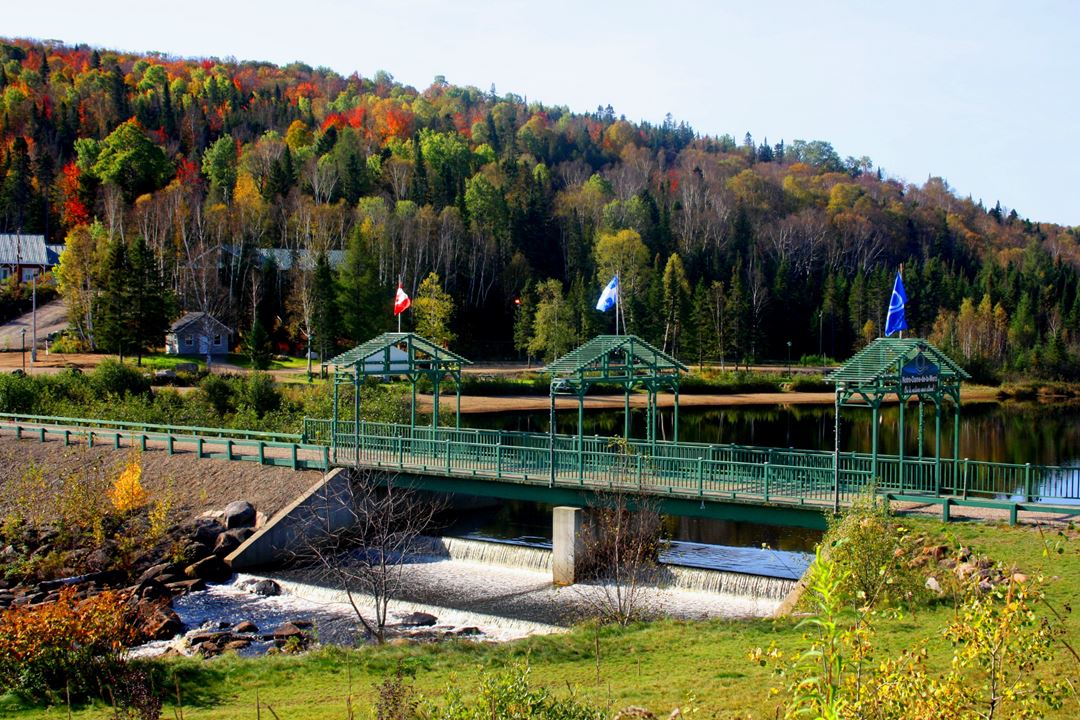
[0,371,38,413]
[91,359,151,397]
[0,587,137,700]
[238,371,282,416]
[198,373,236,416]
[108,454,146,513]
[820,492,925,609]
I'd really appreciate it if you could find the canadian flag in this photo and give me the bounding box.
[393,284,411,315]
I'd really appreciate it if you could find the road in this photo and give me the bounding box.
[0,299,67,355]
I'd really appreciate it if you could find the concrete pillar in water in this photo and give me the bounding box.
[552,506,586,585]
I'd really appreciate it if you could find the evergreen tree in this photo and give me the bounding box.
[311,251,340,361]
[337,226,383,343]
[244,316,273,370]
[126,235,172,365]
[661,253,691,355]
[93,236,134,360]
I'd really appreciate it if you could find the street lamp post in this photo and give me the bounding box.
[786,340,792,376]
[20,329,26,372]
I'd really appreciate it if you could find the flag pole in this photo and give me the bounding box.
[615,272,622,336]
[898,264,904,340]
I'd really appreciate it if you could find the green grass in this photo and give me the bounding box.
[136,354,207,371]
[221,353,312,371]
[3,518,1077,719]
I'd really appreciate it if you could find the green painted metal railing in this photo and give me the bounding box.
[0,414,329,471]
[302,417,1080,511]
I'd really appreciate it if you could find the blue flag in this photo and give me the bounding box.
[595,275,619,312]
[885,270,909,337]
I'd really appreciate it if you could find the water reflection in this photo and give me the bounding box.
[464,401,1080,467]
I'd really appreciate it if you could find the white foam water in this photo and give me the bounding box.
[421,536,797,602]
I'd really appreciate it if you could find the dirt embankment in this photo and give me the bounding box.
[0,435,322,523]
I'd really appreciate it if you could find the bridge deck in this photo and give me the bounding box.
[0,413,1076,526]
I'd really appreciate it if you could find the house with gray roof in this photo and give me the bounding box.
[166,312,232,356]
[0,234,54,282]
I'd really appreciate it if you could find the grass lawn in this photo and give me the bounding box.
[222,353,311,371]
[2,518,1077,718]
[137,354,207,371]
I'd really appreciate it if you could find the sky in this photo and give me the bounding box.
[6,0,1079,226]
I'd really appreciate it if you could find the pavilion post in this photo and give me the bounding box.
[870,398,879,482]
[331,373,340,464]
[898,391,906,493]
[673,384,680,444]
[432,374,441,430]
[953,395,961,485]
[410,377,417,429]
[833,390,841,512]
[455,373,461,429]
[934,398,942,495]
[918,399,924,462]
[624,388,630,440]
[353,370,360,465]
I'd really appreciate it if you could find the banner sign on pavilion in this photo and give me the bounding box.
[901,352,940,395]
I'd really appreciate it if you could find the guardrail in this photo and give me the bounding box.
[301,416,1080,517]
[0,415,328,471]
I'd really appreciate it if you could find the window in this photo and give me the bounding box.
[185,336,193,346]
[213,334,221,346]
[0,268,9,281]
[20,268,38,282]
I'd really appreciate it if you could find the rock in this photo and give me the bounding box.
[977,580,994,594]
[613,708,656,720]
[289,619,314,629]
[154,369,177,380]
[223,639,251,651]
[249,579,280,596]
[190,518,226,548]
[135,578,171,601]
[922,545,949,560]
[175,362,198,374]
[213,529,252,558]
[925,576,942,594]
[188,630,229,644]
[194,641,222,657]
[398,611,437,627]
[449,626,481,637]
[955,562,978,580]
[1012,572,1029,584]
[137,563,179,585]
[234,620,259,633]
[140,604,184,640]
[185,556,232,583]
[223,501,256,530]
[166,578,207,595]
[271,622,309,650]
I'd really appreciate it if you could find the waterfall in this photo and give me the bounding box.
[663,566,796,601]
[420,536,798,602]
[418,536,554,572]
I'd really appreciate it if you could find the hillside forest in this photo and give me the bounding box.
[1,38,1079,380]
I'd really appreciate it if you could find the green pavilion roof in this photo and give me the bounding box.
[328,332,471,375]
[825,337,969,387]
[545,335,688,380]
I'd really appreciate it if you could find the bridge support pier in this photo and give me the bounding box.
[553,506,586,585]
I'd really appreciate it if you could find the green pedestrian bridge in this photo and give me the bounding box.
[1,334,1077,531]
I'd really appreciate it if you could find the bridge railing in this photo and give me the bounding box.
[0,413,303,443]
[0,414,328,471]
[302,416,1080,507]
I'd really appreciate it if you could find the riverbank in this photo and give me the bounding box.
[415,384,1004,414]
[3,517,1075,719]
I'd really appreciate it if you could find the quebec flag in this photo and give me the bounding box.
[595,276,619,312]
[885,271,909,337]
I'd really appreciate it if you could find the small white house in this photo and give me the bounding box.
[166,312,232,356]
